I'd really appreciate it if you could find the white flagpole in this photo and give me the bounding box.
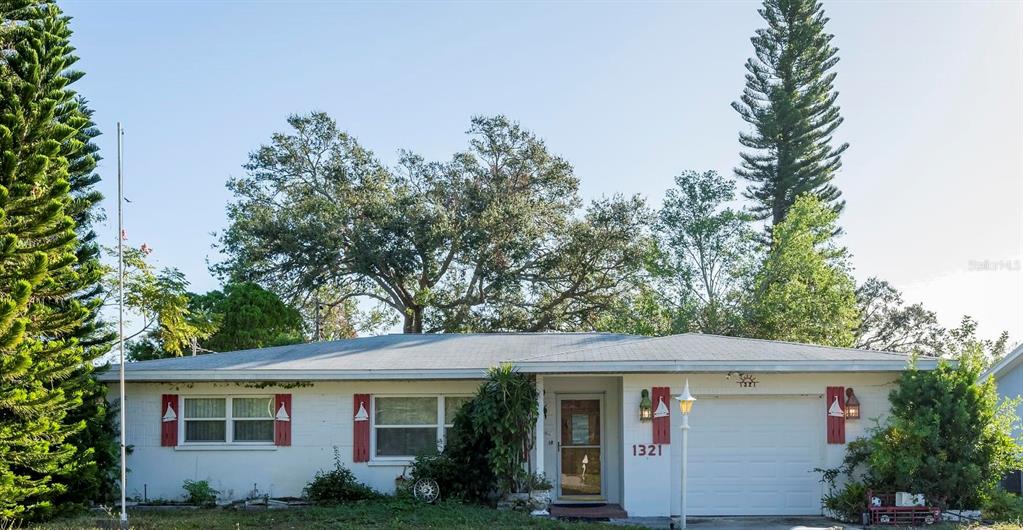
[117,122,128,526]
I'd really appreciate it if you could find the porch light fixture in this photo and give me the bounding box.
[639,389,653,422]
[674,379,696,530]
[844,388,860,420]
[675,379,696,416]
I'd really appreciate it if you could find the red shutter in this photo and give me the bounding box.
[274,394,292,446]
[652,386,671,444]
[353,394,371,462]
[826,386,846,444]
[161,394,178,447]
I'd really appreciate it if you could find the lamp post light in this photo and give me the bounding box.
[674,380,696,530]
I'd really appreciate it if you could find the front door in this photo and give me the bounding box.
[556,394,604,501]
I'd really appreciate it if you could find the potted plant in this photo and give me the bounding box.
[527,473,553,515]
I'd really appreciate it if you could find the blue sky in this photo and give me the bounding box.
[63,0,1022,342]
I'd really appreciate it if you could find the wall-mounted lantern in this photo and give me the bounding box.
[640,389,653,422]
[844,388,860,419]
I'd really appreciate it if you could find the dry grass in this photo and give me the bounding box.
[29,498,641,530]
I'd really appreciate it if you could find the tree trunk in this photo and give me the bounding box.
[402,306,424,333]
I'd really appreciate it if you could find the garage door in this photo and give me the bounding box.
[686,396,824,516]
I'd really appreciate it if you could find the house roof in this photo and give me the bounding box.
[983,342,1023,380]
[98,332,934,382]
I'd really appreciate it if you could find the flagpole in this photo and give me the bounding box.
[117,122,128,527]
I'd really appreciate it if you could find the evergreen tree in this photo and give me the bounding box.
[733,0,849,229]
[48,102,117,515]
[190,282,304,352]
[748,194,858,347]
[0,1,102,518]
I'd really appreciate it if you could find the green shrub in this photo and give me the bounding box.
[304,448,380,504]
[472,364,539,494]
[410,397,496,503]
[826,349,1021,511]
[527,472,552,491]
[984,489,1023,523]
[182,480,219,507]
[822,481,868,523]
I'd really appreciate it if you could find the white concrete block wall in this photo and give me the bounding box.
[113,380,480,502]
[113,371,899,513]
[620,372,898,517]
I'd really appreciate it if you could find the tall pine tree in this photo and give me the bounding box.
[0,0,105,519]
[732,0,848,229]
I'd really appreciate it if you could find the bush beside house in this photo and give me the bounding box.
[822,349,1022,522]
[409,364,547,508]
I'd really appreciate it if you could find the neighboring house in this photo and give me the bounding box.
[101,332,935,518]
[982,342,1023,494]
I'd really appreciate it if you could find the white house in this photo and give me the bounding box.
[982,342,1023,493]
[101,332,934,518]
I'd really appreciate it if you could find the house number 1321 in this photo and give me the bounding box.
[631,444,663,456]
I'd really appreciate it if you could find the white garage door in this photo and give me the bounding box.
[686,396,824,516]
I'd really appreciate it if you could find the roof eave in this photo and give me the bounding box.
[515,359,931,373]
[99,358,931,382]
[983,343,1023,380]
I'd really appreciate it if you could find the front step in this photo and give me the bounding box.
[550,503,628,520]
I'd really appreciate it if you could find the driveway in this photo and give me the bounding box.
[612,516,858,530]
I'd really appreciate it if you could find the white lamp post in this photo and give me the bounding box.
[674,380,696,530]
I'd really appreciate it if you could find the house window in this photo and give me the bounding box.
[373,396,470,458]
[444,395,473,440]
[182,396,274,444]
[232,397,275,442]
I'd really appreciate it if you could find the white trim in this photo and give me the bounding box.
[984,343,1023,380]
[369,394,472,461]
[179,395,275,446]
[173,444,278,452]
[101,359,932,383]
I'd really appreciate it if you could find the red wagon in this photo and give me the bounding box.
[866,490,941,526]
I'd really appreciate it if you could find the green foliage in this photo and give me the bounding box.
[189,282,304,352]
[304,448,380,504]
[653,170,758,335]
[471,365,540,494]
[733,0,849,229]
[821,481,868,523]
[409,397,496,503]
[217,112,649,333]
[527,473,552,492]
[855,277,945,353]
[0,0,107,519]
[45,366,124,517]
[594,279,683,337]
[749,194,858,347]
[832,350,1021,509]
[934,315,1010,365]
[181,480,219,507]
[108,246,218,360]
[984,489,1023,523]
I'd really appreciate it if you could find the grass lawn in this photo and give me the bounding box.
[30,498,644,530]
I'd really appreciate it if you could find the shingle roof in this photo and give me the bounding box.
[100,332,928,382]
[112,332,644,373]
[517,333,912,364]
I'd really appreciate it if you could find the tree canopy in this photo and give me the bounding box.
[655,170,757,335]
[733,0,849,229]
[748,194,859,346]
[190,282,304,352]
[217,112,649,333]
[0,0,104,517]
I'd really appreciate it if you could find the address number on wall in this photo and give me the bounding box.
[631,444,664,457]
